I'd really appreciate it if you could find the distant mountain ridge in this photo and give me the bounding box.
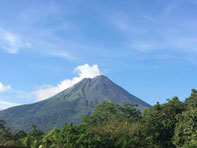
[0,75,151,131]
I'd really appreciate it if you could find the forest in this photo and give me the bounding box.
[0,89,197,148]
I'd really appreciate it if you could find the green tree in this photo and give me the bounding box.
[28,125,44,139]
[41,127,60,148]
[0,120,15,145]
[14,130,27,140]
[173,109,197,147]
[173,89,197,147]
[82,101,145,147]
[185,89,197,109]
[22,125,44,148]
[83,101,141,126]
[57,123,106,148]
[121,103,141,122]
[142,97,184,147]
[83,101,122,126]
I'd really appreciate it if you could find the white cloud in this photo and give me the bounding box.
[0,100,19,110]
[33,64,101,101]
[0,28,29,53]
[0,82,11,93]
[46,50,76,60]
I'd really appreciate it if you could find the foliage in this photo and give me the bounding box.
[173,109,197,147]
[0,89,197,147]
[173,89,197,147]
[41,127,60,148]
[88,121,146,148]
[57,123,106,148]
[82,101,141,126]
[0,120,16,145]
[142,96,185,147]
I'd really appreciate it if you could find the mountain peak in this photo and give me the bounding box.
[93,74,108,79]
[92,74,110,83]
[81,75,109,82]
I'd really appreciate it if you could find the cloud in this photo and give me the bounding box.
[101,6,197,63]
[0,28,29,54]
[33,64,101,101]
[0,100,19,110]
[0,82,11,93]
[45,50,76,60]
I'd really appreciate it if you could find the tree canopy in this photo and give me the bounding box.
[0,89,197,148]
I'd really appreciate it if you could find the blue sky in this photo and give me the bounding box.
[0,0,197,109]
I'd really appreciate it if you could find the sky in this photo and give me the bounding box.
[0,0,197,110]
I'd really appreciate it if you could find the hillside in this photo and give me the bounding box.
[0,75,151,131]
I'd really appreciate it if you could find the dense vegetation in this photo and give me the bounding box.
[0,89,197,148]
